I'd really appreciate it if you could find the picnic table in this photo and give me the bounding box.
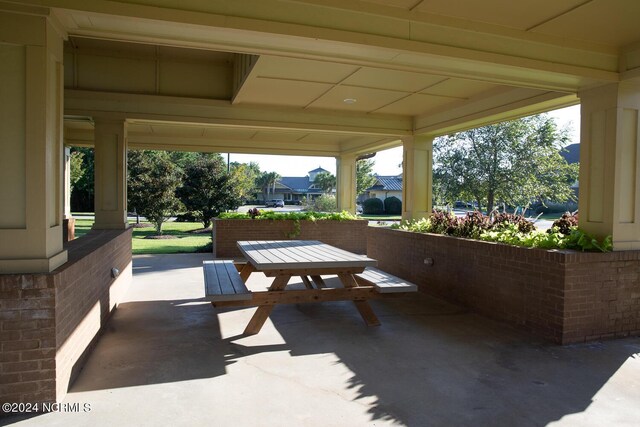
[204,240,417,335]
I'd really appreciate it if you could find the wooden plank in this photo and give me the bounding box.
[301,275,314,289]
[203,261,222,296]
[243,275,291,335]
[203,260,252,302]
[214,261,236,296]
[310,275,326,289]
[237,240,377,271]
[356,267,418,293]
[263,267,365,277]
[338,273,381,327]
[240,262,256,283]
[214,286,378,307]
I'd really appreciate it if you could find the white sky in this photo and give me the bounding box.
[229,104,580,177]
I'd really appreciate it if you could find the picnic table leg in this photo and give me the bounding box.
[244,275,291,335]
[300,276,314,289]
[310,275,326,289]
[239,263,256,283]
[338,273,381,327]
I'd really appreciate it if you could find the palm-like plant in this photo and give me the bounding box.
[313,172,336,194]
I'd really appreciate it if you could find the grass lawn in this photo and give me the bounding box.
[358,214,402,220]
[73,219,211,254]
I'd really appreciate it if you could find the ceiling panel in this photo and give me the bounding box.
[308,85,408,112]
[235,77,333,107]
[413,0,587,31]
[255,56,359,84]
[251,130,306,142]
[342,67,447,92]
[202,128,258,139]
[374,93,457,115]
[296,133,346,144]
[360,0,419,9]
[530,0,640,46]
[421,79,497,98]
[150,124,205,137]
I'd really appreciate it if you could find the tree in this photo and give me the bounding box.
[230,161,261,202]
[69,147,94,212]
[177,154,242,228]
[313,171,336,193]
[356,159,377,196]
[433,114,578,213]
[128,150,183,235]
[257,171,281,200]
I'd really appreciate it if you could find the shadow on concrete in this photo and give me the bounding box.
[61,255,639,426]
[226,292,640,426]
[70,298,231,392]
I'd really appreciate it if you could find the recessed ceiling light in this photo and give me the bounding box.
[343,98,357,104]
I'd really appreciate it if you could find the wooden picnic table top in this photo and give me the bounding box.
[237,240,377,271]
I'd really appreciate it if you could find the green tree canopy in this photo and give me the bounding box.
[257,171,281,200]
[230,161,261,202]
[433,114,578,213]
[177,154,242,228]
[313,171,336,193]
[128,150,183,234]
[356,158,377,196]
[69,147,94,212]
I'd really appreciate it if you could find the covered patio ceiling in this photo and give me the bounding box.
[49,0,640,157]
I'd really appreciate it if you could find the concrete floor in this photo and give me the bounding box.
[7,253,640,427]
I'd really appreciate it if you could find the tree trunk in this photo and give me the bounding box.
[487,191,495,214]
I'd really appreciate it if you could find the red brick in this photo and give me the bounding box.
[2,340,39,352]
[2,360,39,373]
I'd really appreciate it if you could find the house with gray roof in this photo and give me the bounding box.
[364,174,403,202]
[270,167,330,203]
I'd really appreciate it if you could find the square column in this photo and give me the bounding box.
[578,82,640,250]
[402,135,434,221]
[0,8,67,273]
[336,154,357,213]
[93,118,129,230]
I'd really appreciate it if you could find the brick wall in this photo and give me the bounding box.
[367,227,640,344]
[214,219,368,258]
[54,229,132,400]
[0,275,57,405]
[0,228,132,406]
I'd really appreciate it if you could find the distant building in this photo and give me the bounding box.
[270,167,330,202]
[364,174,403,202]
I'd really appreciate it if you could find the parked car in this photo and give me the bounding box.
[265,199,285,208]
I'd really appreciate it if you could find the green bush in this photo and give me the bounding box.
[392,209,612,252]
[363,197,384,215]
[310,194,337,213]
[383,196,402,215]
[218,211,357,221]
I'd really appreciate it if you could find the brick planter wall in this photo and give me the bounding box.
[213,219,368,258]
[0,228,132,406]
[367,227,640,344]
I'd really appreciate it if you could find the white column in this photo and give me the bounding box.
[578,82,640,250]
[402,135,434,221]
[93,118,129,230]
[0,8,67,273]
[336,154,357,213]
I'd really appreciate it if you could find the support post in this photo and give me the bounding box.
[402,135,434,221]
[0,9,67,273]
[93,118,129,230]
[578,82,640,250]
[336,154,357,214]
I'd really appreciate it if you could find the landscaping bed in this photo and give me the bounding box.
[367,226,640,344]
[214,211,368,258]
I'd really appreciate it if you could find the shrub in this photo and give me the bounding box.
[491,212,535,233]
[383,196,402,215]
[175,212,198,222]
[363,197,384,215]
[312,194,337,213]
[549,212,579,235]
[393,209,611,252]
